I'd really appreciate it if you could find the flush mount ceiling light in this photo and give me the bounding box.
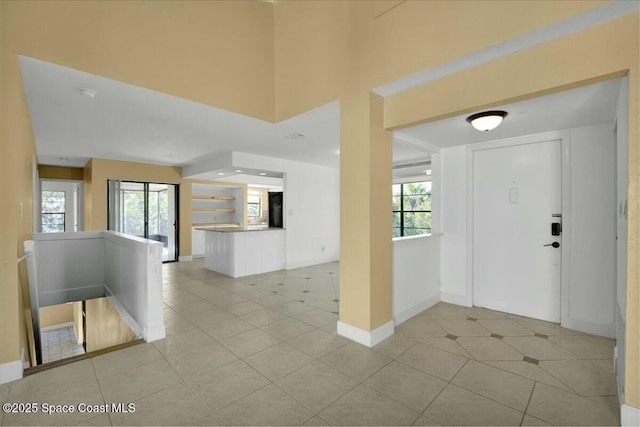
[234,170,243,173]
[466,110,508,131]
[217,172,225,176]
[78,88,97,98]
[259,172,267,176]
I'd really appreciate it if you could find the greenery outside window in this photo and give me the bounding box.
[42,190,66,233]
[248,191,261,217]
[393,181,431,237]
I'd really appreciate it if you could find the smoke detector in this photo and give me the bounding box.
[285,132,304,140]
[79,88,97,98]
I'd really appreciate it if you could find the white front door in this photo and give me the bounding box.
[473,139,562,322]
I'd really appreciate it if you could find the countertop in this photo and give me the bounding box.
[196,227,285,233]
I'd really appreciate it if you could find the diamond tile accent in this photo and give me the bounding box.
[10,259,617,427]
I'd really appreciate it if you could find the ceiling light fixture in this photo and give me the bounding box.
[466,110,508,131]
[259,172,267,176]
[235,170,243,173]
[217,173,225,176]
[79,88,97,98]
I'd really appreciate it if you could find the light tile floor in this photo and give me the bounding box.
[41,326,85,364]
[1,259,620,426]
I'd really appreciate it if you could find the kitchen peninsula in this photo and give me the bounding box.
[198,227,285,278]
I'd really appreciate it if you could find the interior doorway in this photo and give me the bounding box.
[39,179,83,232]
[472,139,562,323]
[107,180,179,262]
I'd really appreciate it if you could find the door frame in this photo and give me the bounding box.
[38,178,84,232]
[465,130,573,326]
[107,179,180,263]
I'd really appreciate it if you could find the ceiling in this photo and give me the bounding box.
[21,56,621,182]
[398,78,621,149]
[20,56,340,170]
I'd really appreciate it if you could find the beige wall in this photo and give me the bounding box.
[339,92,393,331]
[273,0,605,121]
[2,1,274,122]
[85,298,136,353]
[274,0,350,121]
[39,304,73,328]
[0,0,37,367]
[38,165,84,181]
[72,302,83,345]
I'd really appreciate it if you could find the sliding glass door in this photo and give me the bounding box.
[108,180,178,262]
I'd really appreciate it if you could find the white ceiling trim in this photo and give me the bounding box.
[373,1,639,97]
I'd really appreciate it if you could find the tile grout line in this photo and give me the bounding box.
[519,380,538,426]
[89,358,114,426]
[411,358,471,426]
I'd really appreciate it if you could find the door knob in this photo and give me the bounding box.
[544,242,560,248]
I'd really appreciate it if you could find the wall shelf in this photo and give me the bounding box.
[192,195,236,201]
[191,182,246,257]
[192,222,240,227]
[193,208,235,213]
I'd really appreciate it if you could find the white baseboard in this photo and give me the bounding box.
[144,324,166,342]
[0,359,23,385]
[337,320,394,347]
[394,294,440,326]
[621,404,640,426]
[21,348,30,369]
[178,255,193,262]
[561,318,615,339]
[40,321,75,332]
[440,291,468,306]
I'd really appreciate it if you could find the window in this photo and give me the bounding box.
[393,181,431,237]
[247,191,261,217]
[42,190,66,233]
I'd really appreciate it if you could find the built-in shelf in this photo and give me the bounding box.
[192,195,236,201]
[192,222,240,227]
[191,183,246,257]
[193,208,235,213]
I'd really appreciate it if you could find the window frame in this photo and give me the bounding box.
[41,190,66,233]
[247,191,262,218]
[393,181,432,237]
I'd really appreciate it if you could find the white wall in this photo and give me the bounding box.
[393,235,441,324]
[564,124,615,336]
[439,124,616,336]
[439,146,469,305]
[232,152,340,269]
